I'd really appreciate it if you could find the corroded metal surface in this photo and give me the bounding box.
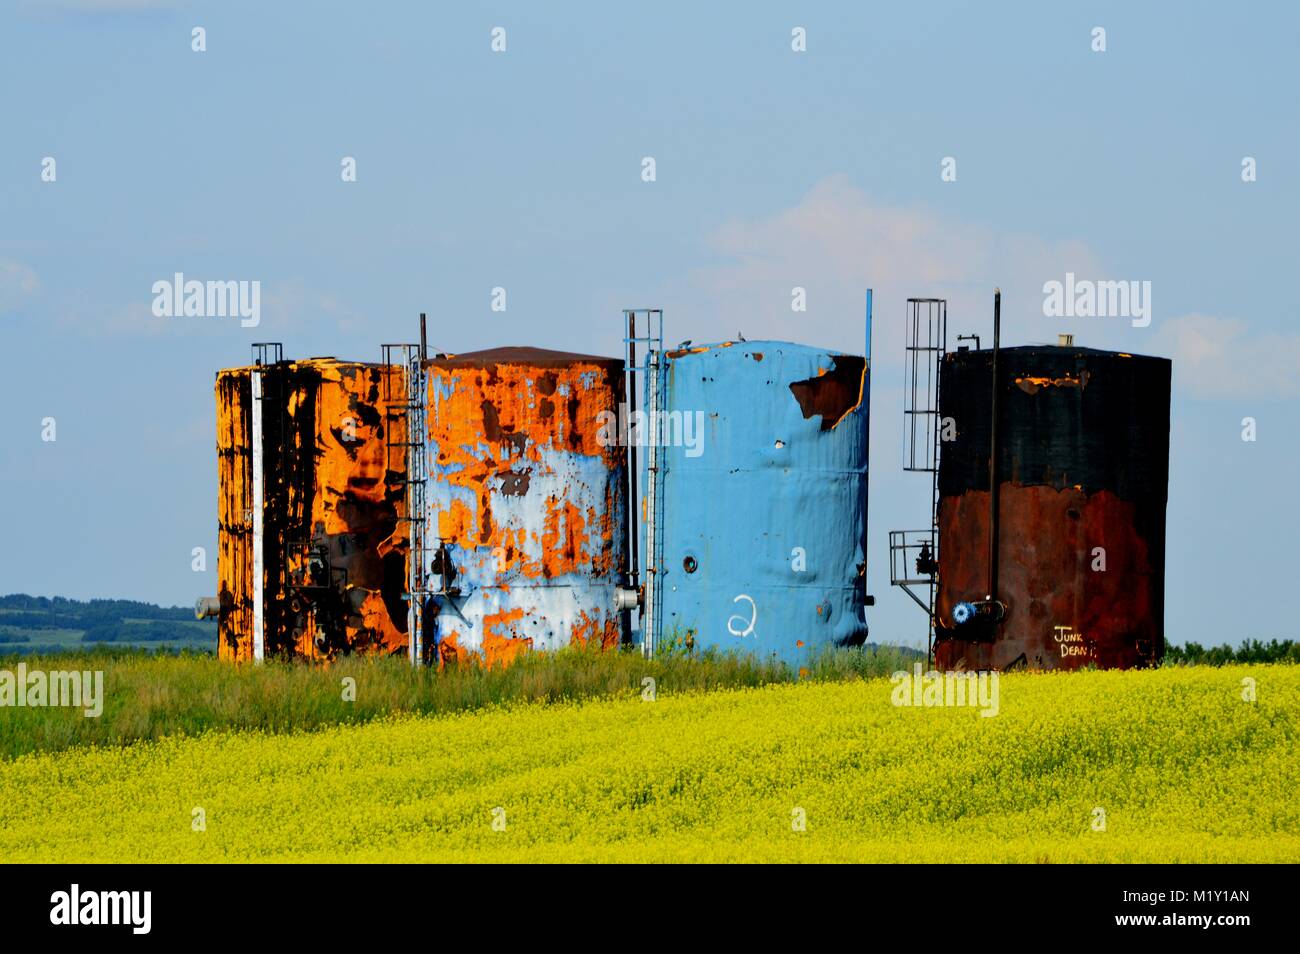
[647,340,870,666]
[934,345,1171,670]
[788,355,866,430]
[215,371,253,658]
[423,347,627,667]
[215,360,408,661]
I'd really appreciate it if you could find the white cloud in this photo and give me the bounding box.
[1154,313,1300,400]
[666,178,1280,402]
[671,175,1120,363]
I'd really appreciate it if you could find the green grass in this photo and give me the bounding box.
[0,643,919,760]
[0,631,215,653]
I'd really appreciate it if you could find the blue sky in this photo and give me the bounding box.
[1,1,1296,650]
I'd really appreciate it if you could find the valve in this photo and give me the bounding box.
[614,587,641,612]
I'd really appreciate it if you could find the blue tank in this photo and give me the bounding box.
[636,295,872,666]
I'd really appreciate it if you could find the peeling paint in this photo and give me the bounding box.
[788,355,867,430]
[1013,371,1088,394]
[424,347,627,666]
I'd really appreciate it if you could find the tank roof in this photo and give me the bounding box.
[216,357,391,375]
[664,339,857,359]
[950,344,1170,363]
[429,346,622,367]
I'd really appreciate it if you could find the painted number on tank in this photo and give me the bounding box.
[728,594,757,639]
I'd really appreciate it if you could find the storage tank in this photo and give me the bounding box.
[214,357,409,661]
[934,342,1171,670]
[422,347,628,666]
[638,328,871,667]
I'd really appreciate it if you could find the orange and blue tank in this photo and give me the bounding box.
[422,347,628,666]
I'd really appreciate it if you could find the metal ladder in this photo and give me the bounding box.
[889,299,946,660]
[382,343,430,665]
[622,309,664,658]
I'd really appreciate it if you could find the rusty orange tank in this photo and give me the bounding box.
[421,347,628,667]
[214,358,410,661]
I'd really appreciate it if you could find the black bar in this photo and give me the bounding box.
[988,288,1001,603]
[1,864,1283,940]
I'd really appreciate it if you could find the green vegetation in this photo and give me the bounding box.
[2,621,1295,763]
[1164,638,1299,666]
[0,594,216,653]
[80,621,207,643]
[0,643,920,761]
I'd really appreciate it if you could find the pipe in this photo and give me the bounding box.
[861,289,874,616]
[613,314,644,621]
[251,367,265,662]
[987,288,1001,604]
[626,311,639,590]
[195,596,220,620]
[643,338,660,658]
[614,310,644,621]
[419,312,428,363]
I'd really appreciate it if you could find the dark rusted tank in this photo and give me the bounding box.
[934,343,1171,670]
[215,358,409,662]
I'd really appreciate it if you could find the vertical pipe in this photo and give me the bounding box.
[626,312,639,589]
[622,311,640,646]
[861,290,872,629]
[251,368,265,663]
[987,288,1001,604]
[643,344,660,658]
[419,312,428,363]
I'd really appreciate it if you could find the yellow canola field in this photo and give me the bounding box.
[0,664,1296,862]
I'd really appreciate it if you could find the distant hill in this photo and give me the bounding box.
[0,594,216,653]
